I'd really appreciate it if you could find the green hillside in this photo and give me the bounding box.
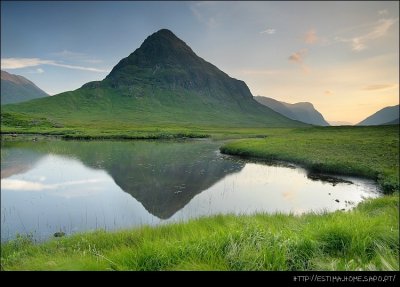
[2,29,306,133]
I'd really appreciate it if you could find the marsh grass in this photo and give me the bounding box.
[221,125,399,193]
[1,125,398,271]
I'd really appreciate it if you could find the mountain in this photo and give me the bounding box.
[3,29,306,128]
[357,105,399,126]
[1,142,44,179]
[1,70,49,105]
[254,96,330,126]
[328,121,353,126]
[382,118,399,125]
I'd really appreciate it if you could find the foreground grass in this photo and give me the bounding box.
[1,194,398,271]
[221,125,399,194]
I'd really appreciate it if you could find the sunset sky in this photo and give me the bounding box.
[1,1,399,124]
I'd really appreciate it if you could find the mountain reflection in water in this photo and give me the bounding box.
[1,139,380,241]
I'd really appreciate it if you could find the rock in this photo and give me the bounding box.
[335,199,340,203]
[54,232,66,237]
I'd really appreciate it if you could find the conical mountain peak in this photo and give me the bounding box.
[103,28,248,94]
[105,29,203,85]
[153,28,176,36]
[147,29,183,42]
[12,29,305,129]
[137,29,197,62]
[141,29,191,51]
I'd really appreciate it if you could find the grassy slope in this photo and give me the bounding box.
[1,125,399,271]
[1,85,305,138]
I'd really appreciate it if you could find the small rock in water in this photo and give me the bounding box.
[54,232,66,237]
[341,208,346,211]
[335,199,340,203]
[328,193,331,195]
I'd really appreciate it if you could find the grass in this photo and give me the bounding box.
[1,194,398,271]
[1,125,398,270]
[1,83,305,136]
[220,125,399,194]
[0,110,292,140]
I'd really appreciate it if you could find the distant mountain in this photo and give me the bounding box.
[357,105,399,126]
[3,29,306,128]
[328,121,353,126]
[1,70,49,105]
[254,96,330,126]
[382,118,399,125]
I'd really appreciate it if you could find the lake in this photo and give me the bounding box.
[1,139,381,241]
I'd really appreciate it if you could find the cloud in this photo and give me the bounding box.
[288,49,307,63]
[52,49,86,58]
[351,38,366,51]
[304,29,318,44]
[337,18,397,51]
[1,57,109,73]
[48,62,109,72]
[2,178,107,191]
[325,90,334,96]
[52,49,103,64]
[378,9,388,16]
[1,58,51,69]
[288,49,310,73]
[260,28,276,35]
[27,68,44,74]
[362,84,398,91]
[190,2,219,28]
[2,179,48,191]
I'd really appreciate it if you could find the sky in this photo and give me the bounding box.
[1,1,399,124]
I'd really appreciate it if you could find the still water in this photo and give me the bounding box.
[1,139,381,241]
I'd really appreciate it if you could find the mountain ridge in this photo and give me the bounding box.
[357,105,399,126]
[1,70,49,105]
[382,118,399,125]
[254,96,329,126]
